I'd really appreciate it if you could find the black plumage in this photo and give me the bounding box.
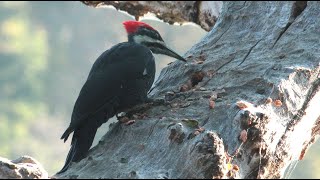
[58,21,186,174]
[58,43,155,173]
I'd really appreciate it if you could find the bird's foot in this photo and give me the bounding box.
[117,111,147,126]
[145,97,170,106]
[118,116,136,126]
[164,91,190,101]
[116,103,150,120]
[117,98,167,120]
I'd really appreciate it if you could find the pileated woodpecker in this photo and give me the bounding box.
[58,21,187,173]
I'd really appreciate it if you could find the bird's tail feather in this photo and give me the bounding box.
[61,126,73,143]
[57,102,118,175]
[57,138,78,174]
[57,123,98,174]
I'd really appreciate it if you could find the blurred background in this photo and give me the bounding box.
[0,1,318,178]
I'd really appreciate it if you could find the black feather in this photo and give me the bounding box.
[57,42,155,174]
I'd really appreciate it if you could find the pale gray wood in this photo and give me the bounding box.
[55,1,320,179]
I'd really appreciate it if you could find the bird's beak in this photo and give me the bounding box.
[161,44,187,62]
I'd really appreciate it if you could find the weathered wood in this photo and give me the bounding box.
[81,1,222,31]
[55,1,320,179]
[0,156,48,179]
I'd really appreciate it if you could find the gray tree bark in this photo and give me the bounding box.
[82,1,223,31]
[55,1,320,179]
[0,156,48,179]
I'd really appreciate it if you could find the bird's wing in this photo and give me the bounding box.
[67,43,154,133]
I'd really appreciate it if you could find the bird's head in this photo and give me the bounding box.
[123,21,187,62]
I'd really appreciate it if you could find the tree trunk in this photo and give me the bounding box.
[55,1,320,179]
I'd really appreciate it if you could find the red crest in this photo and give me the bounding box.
[123,21,155,34]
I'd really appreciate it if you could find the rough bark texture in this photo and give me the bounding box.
[55,1,320,179]
[81,1,223,31]
[0,156,48,179]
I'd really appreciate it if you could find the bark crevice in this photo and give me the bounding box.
[272,1,307,48]
[54,1,320,179]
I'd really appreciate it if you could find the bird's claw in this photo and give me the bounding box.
[145,98,169,106]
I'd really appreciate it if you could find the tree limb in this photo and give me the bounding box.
[55,1,320,179]
[81,1,223,31]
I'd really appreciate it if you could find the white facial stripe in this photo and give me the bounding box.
[133,35,165,46]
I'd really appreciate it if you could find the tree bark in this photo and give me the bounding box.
[56,1,320,179]
[0,156,48,179]
[81,1,222,31]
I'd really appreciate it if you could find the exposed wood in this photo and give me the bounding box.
[54,1,320,179]
[0,156,48,179]
[81,1,223,31]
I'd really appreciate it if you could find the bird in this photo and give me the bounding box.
[57,20,187,174]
